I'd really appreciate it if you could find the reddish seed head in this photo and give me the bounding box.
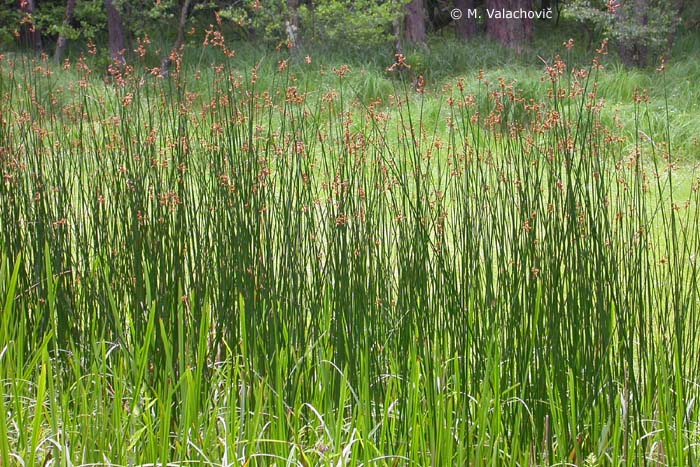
[656,57,666,73]
[387,54,409,72]
[596,39,608,55]
[416,75,425,93]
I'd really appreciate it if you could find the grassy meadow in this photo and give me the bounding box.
[1,27,700,466]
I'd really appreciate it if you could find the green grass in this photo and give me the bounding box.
[1,28,700,466]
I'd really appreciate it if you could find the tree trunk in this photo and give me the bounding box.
[405,0,427,45]
[54,0,77,63]
[485,0,533,52]
[160,0,193,76]
[17,0,43,51]
[454,0,477,39]
[105,0,126,64]
[286,0,300,48]
[393,17,404,55]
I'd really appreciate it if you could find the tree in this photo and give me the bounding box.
[405,0,427,44]
[17,0,43,51]
[105,0,125,64]
[54,0,77,63]
[287,0,300,48]
[160,0,194,75]
[485,0,533,51]
[454,0,477,39]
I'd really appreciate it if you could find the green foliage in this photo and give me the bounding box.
[0,0,106,50]
[224,0,408,49]
[31,2,66,39]
[300,0,406,50]
[240,0,292,44]
[116,0,180,41]
[61,0,105,40]
[0,0,21,47]
[562,0,678,66]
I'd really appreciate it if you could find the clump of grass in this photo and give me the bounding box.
[0,34,699,466]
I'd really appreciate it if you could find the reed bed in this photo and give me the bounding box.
[0,41,699,466]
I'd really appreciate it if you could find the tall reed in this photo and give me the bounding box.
[0,40,698,465]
